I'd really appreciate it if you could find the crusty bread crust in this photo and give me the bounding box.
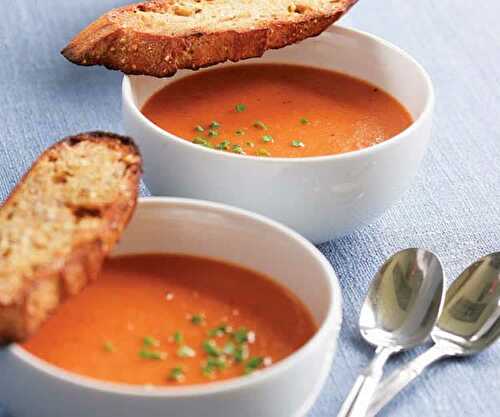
[0,132,142,344]
[62,0,357,78]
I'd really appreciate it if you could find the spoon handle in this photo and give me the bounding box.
[337,346,397,417]
[366,345,448,417]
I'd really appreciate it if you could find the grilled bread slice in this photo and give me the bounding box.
[0,132,142,344]
[62,0,357,78]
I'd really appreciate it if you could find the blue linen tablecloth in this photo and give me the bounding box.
[1,1,499,416]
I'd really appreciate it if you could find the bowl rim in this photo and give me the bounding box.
[122,25,435,163]
[9,197,343,398]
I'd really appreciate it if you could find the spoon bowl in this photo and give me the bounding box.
[432,252,500,355]
[360,248,445,349]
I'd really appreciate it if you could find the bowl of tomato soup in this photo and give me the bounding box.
[0,197,342,417]
[123,26,434,243]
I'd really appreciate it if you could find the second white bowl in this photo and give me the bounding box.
[0,198,342,417]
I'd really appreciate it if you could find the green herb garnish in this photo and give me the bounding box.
[244,356,264,374]
[257,149,271,157]
[216,140,231,150]
[234,344,249,363]
[209,121,220,129]
[173,331,184,345]
[208,356,226,369]
[203,339,221,357]
[299,117,309,125]
[262,135,273,143]
[208,129,219,137]
[232,144,246,155]
[194,125,205,132]
[139,350,167,360]
[235,103,247,113]
[223,342,236,356]
[143,336,160,348]
[168,366,185,382]
[193,137,213,148]
[233,327,250,344]
[177,345,196,358]
[191,314,205,325]
[103,341,115,353]
[291,140,305,148]
[253,120,268,130]
[202,357,227,377]
[208,324,228,337]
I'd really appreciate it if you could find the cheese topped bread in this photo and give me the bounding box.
[0,132,142,344]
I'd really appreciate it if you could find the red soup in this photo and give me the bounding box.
[23,254,317,386]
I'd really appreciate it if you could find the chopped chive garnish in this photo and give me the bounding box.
[291,140,305,148]
[194,125,205,132]
[139,350,167,360]
[299,117,309,125]
[253,120,268,130]
[209,121,220,129]
[203,339,221,357]
[245,141,255,148]
[208,324,228,337]
[168,366,185,382]
[208,129,219,137]
[262,135,274,143]
[173,331,184,345]
[235,103,247,112]
[257,149,271,157]
[193,137,213,148]
[232,144,246,155]
[223,342,236,356]
[216,140,231,150]
[235,129,246,136]
[191,314,205,325]
[233,327,250,344]
[177,345,196,358]
[234,344,249,363]
[244,357,264,374]
[202,364,215,377]
[202,357,227,377]
[143,336,160,348]
[208,356,226,369]
[103,341,115,353]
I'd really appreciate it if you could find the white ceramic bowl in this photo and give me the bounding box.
[0,197,342,417]
[123,26,434,244]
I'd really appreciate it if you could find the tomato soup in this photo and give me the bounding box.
[141,64,412,158]
[23,254,316,386]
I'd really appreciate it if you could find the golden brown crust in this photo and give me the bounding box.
[0,132,142,345]
[61,0,357,78]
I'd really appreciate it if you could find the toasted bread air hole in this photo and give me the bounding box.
[52,171,74,184]
[72,207,102,221]
[288,3,311,13]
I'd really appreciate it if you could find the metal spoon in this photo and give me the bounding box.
[367,252,500,417]
[337,248,445,417]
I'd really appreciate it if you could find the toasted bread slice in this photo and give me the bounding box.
[62,0,356,78]
[0,132,142,344]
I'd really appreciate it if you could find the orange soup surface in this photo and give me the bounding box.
[142,64,413,157]
[23,254,316,386]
